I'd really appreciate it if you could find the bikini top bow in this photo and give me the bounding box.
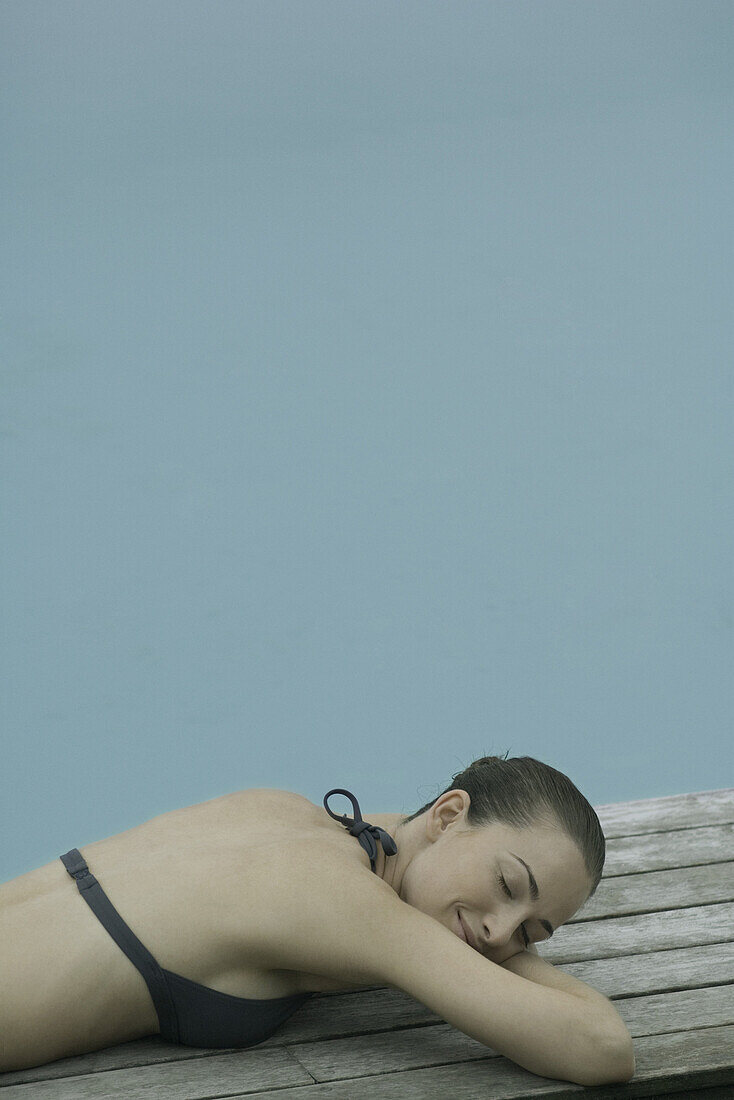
[323,788,398,873]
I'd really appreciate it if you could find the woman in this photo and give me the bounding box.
[0,754,635,1085]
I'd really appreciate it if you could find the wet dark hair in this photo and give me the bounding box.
[400,753,605,899]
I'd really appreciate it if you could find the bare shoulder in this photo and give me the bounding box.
[245,832,507,1004]
[244,835,408,988]
[235,791,478,996]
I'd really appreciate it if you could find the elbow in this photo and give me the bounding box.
[579,1028,636,1087]
[602,1037,636,1085]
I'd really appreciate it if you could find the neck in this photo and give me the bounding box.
[362,811,417,895]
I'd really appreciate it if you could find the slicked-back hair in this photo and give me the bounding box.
[401,752,605,899]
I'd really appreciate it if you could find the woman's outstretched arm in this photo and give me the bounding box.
[254,864,635,1088]
[382,907,635,1087]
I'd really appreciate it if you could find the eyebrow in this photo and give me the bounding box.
[509,852,555,937]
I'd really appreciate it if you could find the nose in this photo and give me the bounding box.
[481,911,521,949]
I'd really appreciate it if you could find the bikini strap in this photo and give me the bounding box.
[323,788,398,873]
[60,848,180,1042]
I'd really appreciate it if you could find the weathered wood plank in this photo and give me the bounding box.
[261,986,733,1084]
[0,1047,312,1098]
[604,824,734,876]
[541,902,734,964]
[650,1090,734,1099]
[234,1024,734,1098]
[617,983,734,1035]
[595,789,734,838]
[565,942,734,999]
[0,1042,185,1090]
[290,1020,494,1083]
[578,861,734,920]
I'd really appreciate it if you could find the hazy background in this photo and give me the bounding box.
[2,1,732,883]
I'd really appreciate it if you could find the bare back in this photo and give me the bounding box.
[0,788,395,1067]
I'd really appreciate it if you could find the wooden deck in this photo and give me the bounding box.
[2,787,732,1099]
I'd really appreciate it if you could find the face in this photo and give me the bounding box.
[397,789,592,964]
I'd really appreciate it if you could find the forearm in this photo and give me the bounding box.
[505,947,629,1031]
[490,975,634,1087]
[501,948,635,1083]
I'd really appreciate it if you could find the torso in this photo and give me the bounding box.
[0,789,402,1059]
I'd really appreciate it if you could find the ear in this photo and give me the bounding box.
[427,789,471,837]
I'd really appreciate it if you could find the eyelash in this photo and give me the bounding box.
[496,871,530,948]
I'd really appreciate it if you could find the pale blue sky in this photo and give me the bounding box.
[2,1,732,881]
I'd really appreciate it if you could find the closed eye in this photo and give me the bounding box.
[496,871,530,948]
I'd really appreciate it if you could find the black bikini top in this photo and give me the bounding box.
[323,787,398,872]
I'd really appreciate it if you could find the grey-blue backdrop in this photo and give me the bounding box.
[2,1,732,883]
